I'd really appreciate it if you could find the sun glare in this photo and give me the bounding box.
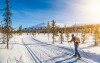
[88,0,100,16]
[79,0,100,23]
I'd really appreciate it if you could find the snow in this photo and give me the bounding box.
[0,33,100,63]
[31,33,100,63]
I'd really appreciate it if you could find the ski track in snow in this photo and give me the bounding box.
[0,34,96,63]
[22,39,42,63]
[21,34,93,63]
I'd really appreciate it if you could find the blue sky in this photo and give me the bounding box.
[0,0,100,28]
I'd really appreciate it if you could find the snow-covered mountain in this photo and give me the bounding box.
[24,22,68,30]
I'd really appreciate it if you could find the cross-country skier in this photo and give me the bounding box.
[68,34,81,59]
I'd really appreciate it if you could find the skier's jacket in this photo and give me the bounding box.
[71,36,80,43]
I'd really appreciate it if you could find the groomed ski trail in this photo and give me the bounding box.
[21,34,93,63]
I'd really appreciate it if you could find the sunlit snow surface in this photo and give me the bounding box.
[0,33,99,63]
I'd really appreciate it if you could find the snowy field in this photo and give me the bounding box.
[0,33,100,63]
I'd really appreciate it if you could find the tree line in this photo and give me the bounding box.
[22,20,100,46]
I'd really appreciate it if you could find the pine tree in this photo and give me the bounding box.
[90,25,94,36]
[64,25,70,41]
[52,20,56,44]
[18,25,22,35]
[2,0,12,48]
[66,31,69,42]
[47,21,50,40]
[60,29,64,44]
[32,30,35,36]
[81,25,88,43]
[93,25,100,46]
[73,24,77,33]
